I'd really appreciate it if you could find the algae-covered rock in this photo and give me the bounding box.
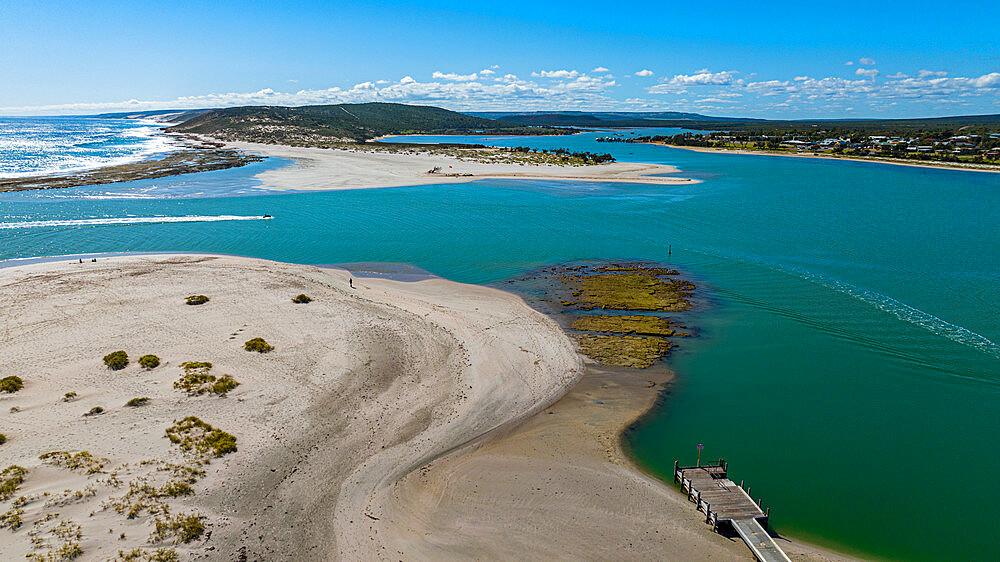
[571,315,678,337]
[572,273,693,311]
[574,334,673,368]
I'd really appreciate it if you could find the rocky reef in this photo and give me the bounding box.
[506,262,698,369]
[0,145,263,193]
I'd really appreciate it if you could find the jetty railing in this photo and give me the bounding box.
[673,458,788,561]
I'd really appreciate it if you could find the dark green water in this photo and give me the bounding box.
[2,132,998,559]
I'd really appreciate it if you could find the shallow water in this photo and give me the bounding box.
[2,128,998,560]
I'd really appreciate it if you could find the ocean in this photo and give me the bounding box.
[2,123,999,560]
[0,116,178,179]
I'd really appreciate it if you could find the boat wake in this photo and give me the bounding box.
[694,246,1000,360]
[0,215,272,230]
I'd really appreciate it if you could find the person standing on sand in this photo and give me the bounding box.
[349,278,353,288]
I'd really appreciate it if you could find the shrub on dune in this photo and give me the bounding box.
[292,294,312,304]
[125,397,150,408]
[138,355,160,370]
[0,376,23,393]
[0,434,6,445]
[0,465,28,500]
[104,351,129,370]
[185,295,209,306]
[243,337,274,353]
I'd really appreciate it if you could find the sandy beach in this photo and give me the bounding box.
[655,143,1000,173]
[218,140,697,191]
[0,255,583,559]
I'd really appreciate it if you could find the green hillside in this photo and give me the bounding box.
[168,103,574,142]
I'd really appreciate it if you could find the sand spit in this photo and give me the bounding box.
[383,362,855,561]
[0,255,581,560]
[655,143,1000,174]
[219,141,697,191]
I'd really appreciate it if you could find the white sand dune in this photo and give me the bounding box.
[218,140,697,191]
[0,255,581,560]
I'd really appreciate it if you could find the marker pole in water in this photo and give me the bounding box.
[697,443,704,466]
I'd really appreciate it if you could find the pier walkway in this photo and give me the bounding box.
[674,460,790,562]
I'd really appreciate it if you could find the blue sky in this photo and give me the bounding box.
[2,0,999,117]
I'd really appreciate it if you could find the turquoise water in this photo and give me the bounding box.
[2,129,999,560]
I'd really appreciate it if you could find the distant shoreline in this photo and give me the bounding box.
[652,142,1000,173]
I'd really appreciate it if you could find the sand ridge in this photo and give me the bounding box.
[217,140,698,191]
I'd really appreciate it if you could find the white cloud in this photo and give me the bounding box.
[648,70,741,93]
[844,61,854,66]
[918,69,948,78]
[479,68,496,76]
[533,69,580,79]
[3,65,999,117]
[858,57,876,66]
[592,66,609,73]
[432,71,478,81]
[635,69,654,77]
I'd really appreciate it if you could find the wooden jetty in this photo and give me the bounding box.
[674,459,790,562]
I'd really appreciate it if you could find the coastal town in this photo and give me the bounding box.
[610,130,1000,165]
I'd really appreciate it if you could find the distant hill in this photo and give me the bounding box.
[468,110,1000,133]
[470,110,752,124]
[167,103,574,142]
[91,109,212,124]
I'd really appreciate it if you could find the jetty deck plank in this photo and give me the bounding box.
[674,460,790,562]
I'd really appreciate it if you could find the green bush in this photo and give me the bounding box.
[62,392,78,402]
[151,512,205,544]
[138,355,160,370]
[40,451,108,473]
[0,465,28,500]
[84,406,105,417]
[292,294,312,304]
[165,416,237,457]
[244,337,274,353]
[185,295,209,306]
[0,376,23,393]
[125,397,150,408]
[0,434,6,445]
[104,351,129,370]
[209,375,240,395]
[174,362,238,395]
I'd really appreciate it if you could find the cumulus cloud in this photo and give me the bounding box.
[648,70,741,93]
[592,66,609,73]
[0,71,625,115]
[533,69,580,79]
[858,57,876,66]
[479,68,496,76]
[432,71,478,81]
[634,69,654,77]
[4,65,999,117]
[918,69,948,78]
[844,61,854,66]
